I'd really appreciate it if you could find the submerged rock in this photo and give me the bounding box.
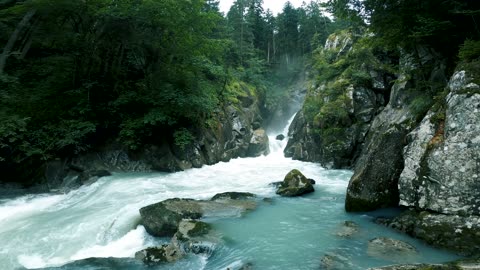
[211,192,256,201]
[276,169,315,197]
[135,245,182,264]
[377,209,480,256]
[367,237,418,263]
[320,252,354,270]
[334,221,360,238]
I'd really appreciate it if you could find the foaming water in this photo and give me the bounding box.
[0,113,460,270]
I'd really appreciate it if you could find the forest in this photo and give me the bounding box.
[0,0,336,183]
[0,0,479,185]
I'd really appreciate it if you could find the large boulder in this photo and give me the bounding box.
[139,202,185,237]
[139,196,257,237]
[276,169,315,197]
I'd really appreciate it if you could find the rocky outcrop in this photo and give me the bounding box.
[135,220,214,264]
[372,69,480,255]
[399,70,480,215]
[345,47,447,212]
[285,31,392,169]
[367,237,418,262]
[136,192,258,265]
[140,196,257,237]
[377,210,480,256]
[276,169,315,197]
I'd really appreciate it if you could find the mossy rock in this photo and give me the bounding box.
[276,169,315,197]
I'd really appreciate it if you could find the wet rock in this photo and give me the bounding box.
[139,202,184,237]
[367,237,418,263]
[378,209,480,256]
[320,253,353,270]
[276,169,314,197]
[211,192,256,201]
[335,221,360,238]
[140,197,256,237]
[135,245,182,264]
[276,134,285,141]
[247,129,270,157]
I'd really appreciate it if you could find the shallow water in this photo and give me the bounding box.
[0,116,460,270]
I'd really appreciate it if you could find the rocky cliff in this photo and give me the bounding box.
[378,68,480,256]
[293,30,480,255]
[285,31,393,169]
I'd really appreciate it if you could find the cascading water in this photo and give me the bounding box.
[0,113,460,270]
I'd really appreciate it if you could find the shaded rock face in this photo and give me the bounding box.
[345,48,447,212]
[276,169,315,197]
[367,237,418,263]
[399,70,480,216]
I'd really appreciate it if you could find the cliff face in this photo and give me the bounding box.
[399,70,480,216]
[379,69,480,256]
[345,48,448,211]
[294,31,480,254]
[285,31,393,169]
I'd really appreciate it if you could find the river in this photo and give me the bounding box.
[0,115,459,270]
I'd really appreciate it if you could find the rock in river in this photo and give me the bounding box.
[140,195,256,237]
[367,237,418,263]
[276,169,315,197]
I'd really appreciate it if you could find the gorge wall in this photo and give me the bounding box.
[293,31,480,255]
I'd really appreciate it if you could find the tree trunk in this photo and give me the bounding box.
[0,9,36,75]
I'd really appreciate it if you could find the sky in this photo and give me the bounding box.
[219,0,313,15]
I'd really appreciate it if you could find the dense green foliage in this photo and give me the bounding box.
[0,0,333,184]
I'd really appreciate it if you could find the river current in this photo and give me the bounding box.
[0,115,459,270]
